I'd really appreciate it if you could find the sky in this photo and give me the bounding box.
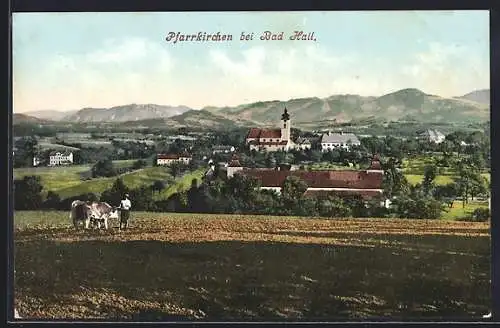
[12,11,489,112]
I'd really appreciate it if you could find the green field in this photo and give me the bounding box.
[14,160,141,194]
[441,201,490,221]
[13,211,491,320]
[14,163,206,200]
[402,156,490,187]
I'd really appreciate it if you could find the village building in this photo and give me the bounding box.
[320,131,361,152]
[417,129,446,144]
[223,154,388,207]
[33,156,41,167]
[246,107,311,152]
[295,137,312,150]
[48,151,74,166]
[212,145,236,154]
[156,153,192,166]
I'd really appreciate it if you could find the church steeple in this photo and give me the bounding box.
[280,107,291,142]
[281,107,290,121]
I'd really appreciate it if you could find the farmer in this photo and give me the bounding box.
[118,193,132,230]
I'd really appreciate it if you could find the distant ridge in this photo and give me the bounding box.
[455,89,490,105]
[20,88,490,128]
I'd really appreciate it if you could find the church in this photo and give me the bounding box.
[246,107,309,152]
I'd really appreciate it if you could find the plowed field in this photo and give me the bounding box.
[13,211,491,321]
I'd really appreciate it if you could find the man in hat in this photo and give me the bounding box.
[118,193,132,230]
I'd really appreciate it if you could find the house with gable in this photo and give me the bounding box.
[156,153,192,166]
[223,154,388,207]
[320,131,361,152]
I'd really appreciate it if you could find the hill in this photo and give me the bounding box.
[61,104,192,122]
[21,110,79,121]
[20,88,490,129]
[121,109,257,130]
[455,89,490,105]
[202,88,490,128]
[13,113,54,125]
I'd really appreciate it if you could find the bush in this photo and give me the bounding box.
[471,208,490,222]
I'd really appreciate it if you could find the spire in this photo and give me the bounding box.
[228,154,242,167]
[281,107,290,121]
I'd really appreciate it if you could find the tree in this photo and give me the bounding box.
[281,176,308,214]
[152,180,166,193]
[91,159,116,178]
[265,154,277,168]
[129,186,156,211]
[422,164,437,195]
[170,162,188,178]
[13,136,39,168]
[381,158,409,198]
[100,178,130,206]
[43,191,61,209]
[132,159,148,170]
[14,175,44,210]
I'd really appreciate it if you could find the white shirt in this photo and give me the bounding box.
[120,199,132,210]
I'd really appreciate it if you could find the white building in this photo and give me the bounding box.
[33,156,41,167]
[246,107,309,152]
[418,129,446,144]
[212,145,236,154]
[156,153,192,166]
[48,151,73,166]
[320,131,361,152]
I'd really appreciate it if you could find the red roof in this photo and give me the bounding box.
[247,128,262,139]
[239,169,383,189]
[246,128,282,139]
[259,129,282,139]
[157,153,191,160]
[250,140,288,146]
[157,154,179,160]
[303,189,383,200]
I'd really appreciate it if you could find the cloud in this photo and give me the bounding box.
[202,41,489,107]
[14,37,175,110]
[14,38,489,112]
[401,42,489,97]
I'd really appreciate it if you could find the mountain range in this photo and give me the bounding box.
[15,88,490,129]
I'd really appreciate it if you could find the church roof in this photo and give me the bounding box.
[246,128,282,139]
[239,169,383,189]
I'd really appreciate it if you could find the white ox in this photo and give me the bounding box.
[70,200,92,229]
[70,200,118,230]
[87,201,118,230]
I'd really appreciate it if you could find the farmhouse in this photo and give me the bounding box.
[246,107,305,152]
[156,153,192,166]
[418,129,445,144]
[224,155,387,206]
[48,151,74,166]
[320,131,361,152]
[212,145,236,154]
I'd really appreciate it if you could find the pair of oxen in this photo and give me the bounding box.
[69,200,119,230]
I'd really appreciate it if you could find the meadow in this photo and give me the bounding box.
[13,161,206,200]
[13,211,491,321]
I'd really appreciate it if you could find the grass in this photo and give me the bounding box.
[13,211,491,321]
[404,174,454,186]
[55,167,174,199]
[441,201,490,221]
[154,169,206,200]
[13,160,157,197]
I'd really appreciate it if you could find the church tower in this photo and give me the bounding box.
[280,107,291,142]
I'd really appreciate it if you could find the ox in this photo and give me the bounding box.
[87,202,119,230]
[70,200,93,229]
[70,200,118,230]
